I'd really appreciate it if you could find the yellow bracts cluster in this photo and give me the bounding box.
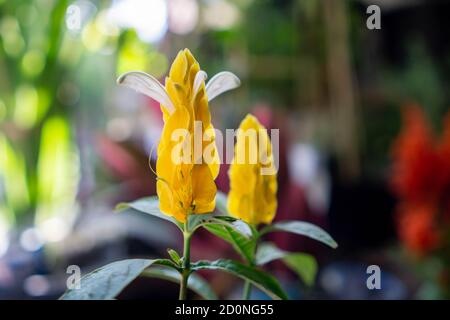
[227,114,278,225]
[118,49,240,223]
[156,49,219,223]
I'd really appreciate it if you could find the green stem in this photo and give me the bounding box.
[242,280,252,300]
[179,223,192,300]
[242,223,257,300]
[179,269,189,300]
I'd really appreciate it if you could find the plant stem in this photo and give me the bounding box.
[242,223,257,300]
[242,280,252,300]
[179,223,192,300]
[179,269,189,300]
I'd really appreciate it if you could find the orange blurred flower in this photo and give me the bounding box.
[438,112,450,197]
[397,203,440,255]
[391,105,441,203]
[391,105,450,255]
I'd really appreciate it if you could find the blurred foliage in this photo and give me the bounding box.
[0,0,174,234]
[382,43,447,130]
[1,0,77,230]
[0,0,449,242]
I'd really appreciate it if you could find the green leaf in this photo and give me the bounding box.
[260,221,338,249]
[188,213,253,238]
[256,242,317,286]
[207,216,253,237]
[191,259,288,300]
[204,223,257,263]
[255,242,289,265]
[142,267,218,300]
[114,195,253,241]
[60,259,175,300]
[115,196,183,230]
[188,213,214,231]
[167,249,181,265]
[283,254,317,287]
[191,215,255,257]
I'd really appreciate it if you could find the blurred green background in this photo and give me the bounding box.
[1,0,450,299]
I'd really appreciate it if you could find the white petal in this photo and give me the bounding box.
[205,71,241,102]
[117,71,175,114]
[193,70,208,98]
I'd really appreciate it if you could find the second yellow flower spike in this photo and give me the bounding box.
[227,114,278,225]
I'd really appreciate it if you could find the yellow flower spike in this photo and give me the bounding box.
[227,114,278,225]
[117,49,241,223]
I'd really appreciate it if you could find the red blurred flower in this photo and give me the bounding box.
[438,112,450,196]
[391,105,450,256]
[391,105,442,203]
[397,203,440,255]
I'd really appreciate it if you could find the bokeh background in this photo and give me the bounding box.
[1,0,450,299]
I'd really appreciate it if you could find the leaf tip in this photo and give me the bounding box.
[116,73,127,85]
[330,239,338,249]
[114,202,128,212]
